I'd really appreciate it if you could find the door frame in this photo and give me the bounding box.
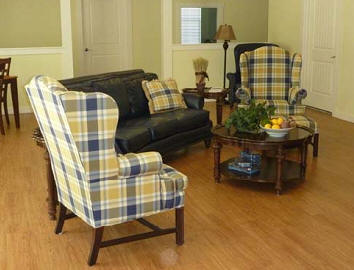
[301,0,343,113]
[74,0,133,76]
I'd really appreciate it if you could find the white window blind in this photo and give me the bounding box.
[181,8,201,44]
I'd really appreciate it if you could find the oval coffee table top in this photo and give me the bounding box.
[212,126,312,146]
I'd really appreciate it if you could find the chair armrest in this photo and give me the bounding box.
[288,88,307,105]
[235,87,251,104]
[117,152,163,178]
[182,93,204,110]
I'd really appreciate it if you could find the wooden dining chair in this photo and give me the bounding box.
[0,59,11,135]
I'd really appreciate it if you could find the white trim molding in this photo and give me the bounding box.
[333,110,354,123]
[161,0,173,79]
[0,47,64,56]
[60,0,74,79]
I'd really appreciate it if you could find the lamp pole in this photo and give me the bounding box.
[222,40,229,89]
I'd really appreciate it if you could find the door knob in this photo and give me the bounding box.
[84,48,89,52]
[330,56,336,59]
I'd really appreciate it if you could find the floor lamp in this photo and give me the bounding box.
[214,24,236,89]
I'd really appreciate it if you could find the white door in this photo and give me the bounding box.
[82,0,132,75]
[303,0,341,112]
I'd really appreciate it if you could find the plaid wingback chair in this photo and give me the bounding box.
[236,46,307,115]
[25,76,187,266]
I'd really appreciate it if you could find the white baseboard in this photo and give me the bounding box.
[333,110,354,123]
[7,106,33,115]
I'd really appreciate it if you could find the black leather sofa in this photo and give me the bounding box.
[227,43,278,105]
[60,69,212,154]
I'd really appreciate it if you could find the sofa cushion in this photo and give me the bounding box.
[91,78,130,119]
[156,109,210,133]
[119,116,179,141]
[115,127,151,153]
[123,79,150,119]
[141,79,186,114]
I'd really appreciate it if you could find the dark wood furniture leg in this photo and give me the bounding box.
[275,147,284,195]
[313,133,319,157]
[10,78,20,128]
[300,141,309,179]
[216,97,223,126]
[44,150,57,220]
[88,227,105,266]
[0,105,4,135]
[88,207,184,266]
[55,203,67,234]
[176,207,184,245]
[213,141,222,183]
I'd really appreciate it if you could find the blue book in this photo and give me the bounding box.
[228,161,260,176]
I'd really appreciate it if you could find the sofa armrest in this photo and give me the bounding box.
[182,93,204,110]
[235,87,251,104]
[117,152,163,178]
[288,88,307,105]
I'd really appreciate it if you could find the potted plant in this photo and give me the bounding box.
[225,100,275,133]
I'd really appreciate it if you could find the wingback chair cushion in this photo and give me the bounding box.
[26,76,187,228]
[237,46,307,115]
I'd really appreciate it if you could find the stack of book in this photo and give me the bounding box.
[228,151,261,175]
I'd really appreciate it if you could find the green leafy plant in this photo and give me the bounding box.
[225,100,275,133]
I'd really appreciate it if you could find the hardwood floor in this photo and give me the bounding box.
[1,104,354,269]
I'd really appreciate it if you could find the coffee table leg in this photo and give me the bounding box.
[301,141,308,179]
[213,141,222,183]
[275,147,284,195]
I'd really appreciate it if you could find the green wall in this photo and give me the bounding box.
[0,0,62,48]
[132,0,162,77]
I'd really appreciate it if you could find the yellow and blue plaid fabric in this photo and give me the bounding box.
[142,79,186,114]
[26,76,187,228]
[289,115,319,134]
[238,99,306,116]
[237,46,307,115]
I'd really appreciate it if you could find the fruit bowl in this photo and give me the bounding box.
[260,125,295,137]
[260,117,295,137]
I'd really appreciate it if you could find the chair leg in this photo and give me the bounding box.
[88,227,104,266]
[175,207,184,245]
[4,99,9,126]
[0,103,5,135]
[313,133,319,157]
[55,203,67,234]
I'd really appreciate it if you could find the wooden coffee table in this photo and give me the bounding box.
[212,126,313,195]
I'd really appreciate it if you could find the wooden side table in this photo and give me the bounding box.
[182,87,229,126]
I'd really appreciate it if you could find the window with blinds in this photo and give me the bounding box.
[181,8,201,44]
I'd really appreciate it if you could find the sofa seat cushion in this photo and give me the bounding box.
[157,109,210,133]
[116,127,151,153]
[119,116,179,142]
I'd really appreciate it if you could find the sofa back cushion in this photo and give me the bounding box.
[123,79,150,119]
[92,78,130,119]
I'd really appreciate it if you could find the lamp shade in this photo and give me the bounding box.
[214,24,236,41]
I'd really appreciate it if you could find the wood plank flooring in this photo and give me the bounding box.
[1,103,354,269]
